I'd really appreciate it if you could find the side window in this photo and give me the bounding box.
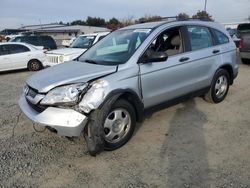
[8,44,30,54]
[144,27,183,58]
[213,29,229,45]
[0,45,10,56]
[26,37,39,45]
[187,26,213,51]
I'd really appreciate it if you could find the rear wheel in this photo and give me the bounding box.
[204,69,230,103]
[28,60,43,71]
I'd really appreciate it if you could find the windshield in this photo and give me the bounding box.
[238,24,250,33]
[70,36,96,48]
[78,29,151,65]
[9,37,21,42]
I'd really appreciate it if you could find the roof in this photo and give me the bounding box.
[19,23,66,30]
[121,21,169,30]
[120,20,224,31]
[0,42,33,47]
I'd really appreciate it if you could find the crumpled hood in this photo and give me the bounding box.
[26,61,117,93]
[46,48,87,56]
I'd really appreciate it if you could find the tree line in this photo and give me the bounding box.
[59,11,214,30]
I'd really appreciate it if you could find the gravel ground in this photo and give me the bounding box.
[0,62,249,188]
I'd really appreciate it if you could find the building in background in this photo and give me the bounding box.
[0,23,110,47]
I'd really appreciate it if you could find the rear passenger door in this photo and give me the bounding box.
[0,45,11,70]
[8,44,31,69]
[184,25,221,89]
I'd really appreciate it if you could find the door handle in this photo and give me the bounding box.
[179,57,190,62]
[213,49,220,54]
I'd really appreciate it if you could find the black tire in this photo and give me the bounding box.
[241,58,250,64]
[28,60,43,71]
[84,99,136,156]
[204,69,230,103]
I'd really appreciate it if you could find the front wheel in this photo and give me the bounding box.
[204,69,230,103]
[84,99,136,156]
[103,100,136,150]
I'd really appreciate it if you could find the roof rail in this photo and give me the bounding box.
[160,16,213,22]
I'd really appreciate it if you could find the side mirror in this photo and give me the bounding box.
[142,51,168,63]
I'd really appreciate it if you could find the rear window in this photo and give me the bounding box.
[187,26,213,51]
[8,44,30,54]
[213,29,229,45]
[39,36,57,49]
[237,24,250,33]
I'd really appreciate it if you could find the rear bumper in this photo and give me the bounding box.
[18,95,88,137]
[239,51,250,59]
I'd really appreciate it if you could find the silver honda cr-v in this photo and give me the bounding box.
[19,20,238,155]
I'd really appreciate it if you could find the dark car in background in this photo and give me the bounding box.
[237,23,250,64]
[9,35,57,50]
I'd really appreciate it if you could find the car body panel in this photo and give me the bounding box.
[26,61,117,93]
[19,95,87,137]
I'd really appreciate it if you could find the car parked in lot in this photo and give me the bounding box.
[0,42,45,72]
[9,35,57,50]
[43,32,110,67]
[19,20,238,155]
[237,23,250,64]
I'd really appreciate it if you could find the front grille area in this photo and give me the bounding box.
[25,86,47,112]
[27,87,37,98]
[46,55,59,63]
[26,98,47,112]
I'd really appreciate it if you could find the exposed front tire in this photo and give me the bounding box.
[204,69,230,103]
[84,99,136,156]
[103,99,136,150]
[28,60,43,71]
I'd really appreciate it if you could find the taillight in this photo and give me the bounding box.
[239,38,244,49]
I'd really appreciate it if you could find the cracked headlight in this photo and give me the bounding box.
[40,83,88,106]
[78,80,109,113]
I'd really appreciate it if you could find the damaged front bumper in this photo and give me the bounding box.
[18,95,88,137]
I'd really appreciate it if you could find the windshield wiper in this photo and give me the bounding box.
[84,59,97,64]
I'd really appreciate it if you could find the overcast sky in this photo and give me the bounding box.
[0,0,249,30]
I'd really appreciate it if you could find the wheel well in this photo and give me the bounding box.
[117,92,144,122]
[220,65,234,85]
[28,59,41,64]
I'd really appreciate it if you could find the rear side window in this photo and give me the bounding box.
[213,29,229,45]
[8,44,30,54]
[187,26,213,51]
[40,36,57,49]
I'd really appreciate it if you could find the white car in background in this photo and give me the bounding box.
[43,32,110,67]
[0,42,45,72]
